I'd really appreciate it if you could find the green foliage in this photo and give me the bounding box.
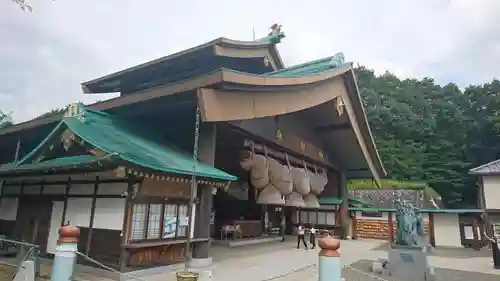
[357,67,500,207]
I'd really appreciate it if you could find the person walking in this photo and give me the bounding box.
[309,224,317,249]
[296,224,308,249]
[280,214,286,242]
[484,231,500,269]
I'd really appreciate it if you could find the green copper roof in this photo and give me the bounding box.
[12,104,237,181]
[266,52,346,77]
[319,197,343,205]
[0,155,107,175]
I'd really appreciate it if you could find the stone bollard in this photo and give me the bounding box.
[318,234,341,281]
[51,225,80,281]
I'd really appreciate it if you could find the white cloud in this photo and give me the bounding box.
[1,0,499,122]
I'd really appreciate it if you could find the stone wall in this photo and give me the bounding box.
[356,219,429,240]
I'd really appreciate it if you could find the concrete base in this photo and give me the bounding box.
[189,257,213,268]
[13,261,35,281]
[386,244,435,281]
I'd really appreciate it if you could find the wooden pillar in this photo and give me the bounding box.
[388,212,394,243]
[193,122,217,259]
[351,211,357,240]
[61,177,71,226]
[85,177,99,256]
[428,212,436,247]
[0,180,4,199]
[119,179,135,271]
[478,177,492,238]
[338,171,348,239]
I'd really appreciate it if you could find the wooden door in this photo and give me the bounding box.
[16,197,53,253]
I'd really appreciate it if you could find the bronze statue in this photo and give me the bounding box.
[394,198,424,247]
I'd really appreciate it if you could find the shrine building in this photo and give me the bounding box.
[0,31,385,271]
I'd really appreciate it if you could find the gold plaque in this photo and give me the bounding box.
[264,56,271,67]
[276,129,283,141]
[319,151,324,160]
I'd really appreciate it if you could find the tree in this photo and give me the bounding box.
[356,67,500,208]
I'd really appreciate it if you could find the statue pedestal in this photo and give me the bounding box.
[387,244,434,281]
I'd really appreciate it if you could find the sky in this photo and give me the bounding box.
[1,0,499,122]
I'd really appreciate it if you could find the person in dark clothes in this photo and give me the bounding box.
[280,214,286,242]
[296,224,308,249]
[308,224,317,249]
[484,231,500,269]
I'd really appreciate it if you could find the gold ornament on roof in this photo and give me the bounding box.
[319,151,324,160]
[336,97,345,116]
[276,129,283,141]
[264,56,271,67]
[300,141,306,152]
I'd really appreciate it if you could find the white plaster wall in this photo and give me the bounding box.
[46,201,64,254]
[482,175,500,210]
[93,198,126,230]
[434,213,462,247]
[64,198,92,227]
[0,198,18,220]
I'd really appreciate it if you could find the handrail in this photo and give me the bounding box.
[0,238,39,248]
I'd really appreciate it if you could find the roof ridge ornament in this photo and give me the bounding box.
[260,23,286,44]
[64,103,85,121]
[330,52,345,68]
[0,110,13,129]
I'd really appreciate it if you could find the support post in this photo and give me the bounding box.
[192,122,216,265]
[339,171,348,239]
[51,225,80,281]
[351,211,357,240]
[388,212,394,243]
[318,234,341,281]
[428,212,436,247]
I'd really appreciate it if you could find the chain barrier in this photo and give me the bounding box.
[75,251,144,281]
[0,237,41,280]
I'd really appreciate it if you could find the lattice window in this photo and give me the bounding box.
[163,204,179,239]
[130,204,147,240]
[326,212,335,226]
[299,211,308,223]
[308,211,317,224]
[317,212,327,225]
[147,204,162,239]
[177,205,189,237]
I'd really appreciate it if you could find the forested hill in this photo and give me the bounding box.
[356,66,500,208]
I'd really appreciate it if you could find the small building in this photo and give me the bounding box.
[469,160,500,242]
[0,31,385,271]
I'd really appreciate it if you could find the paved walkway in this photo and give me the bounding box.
[143,239,500,281]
